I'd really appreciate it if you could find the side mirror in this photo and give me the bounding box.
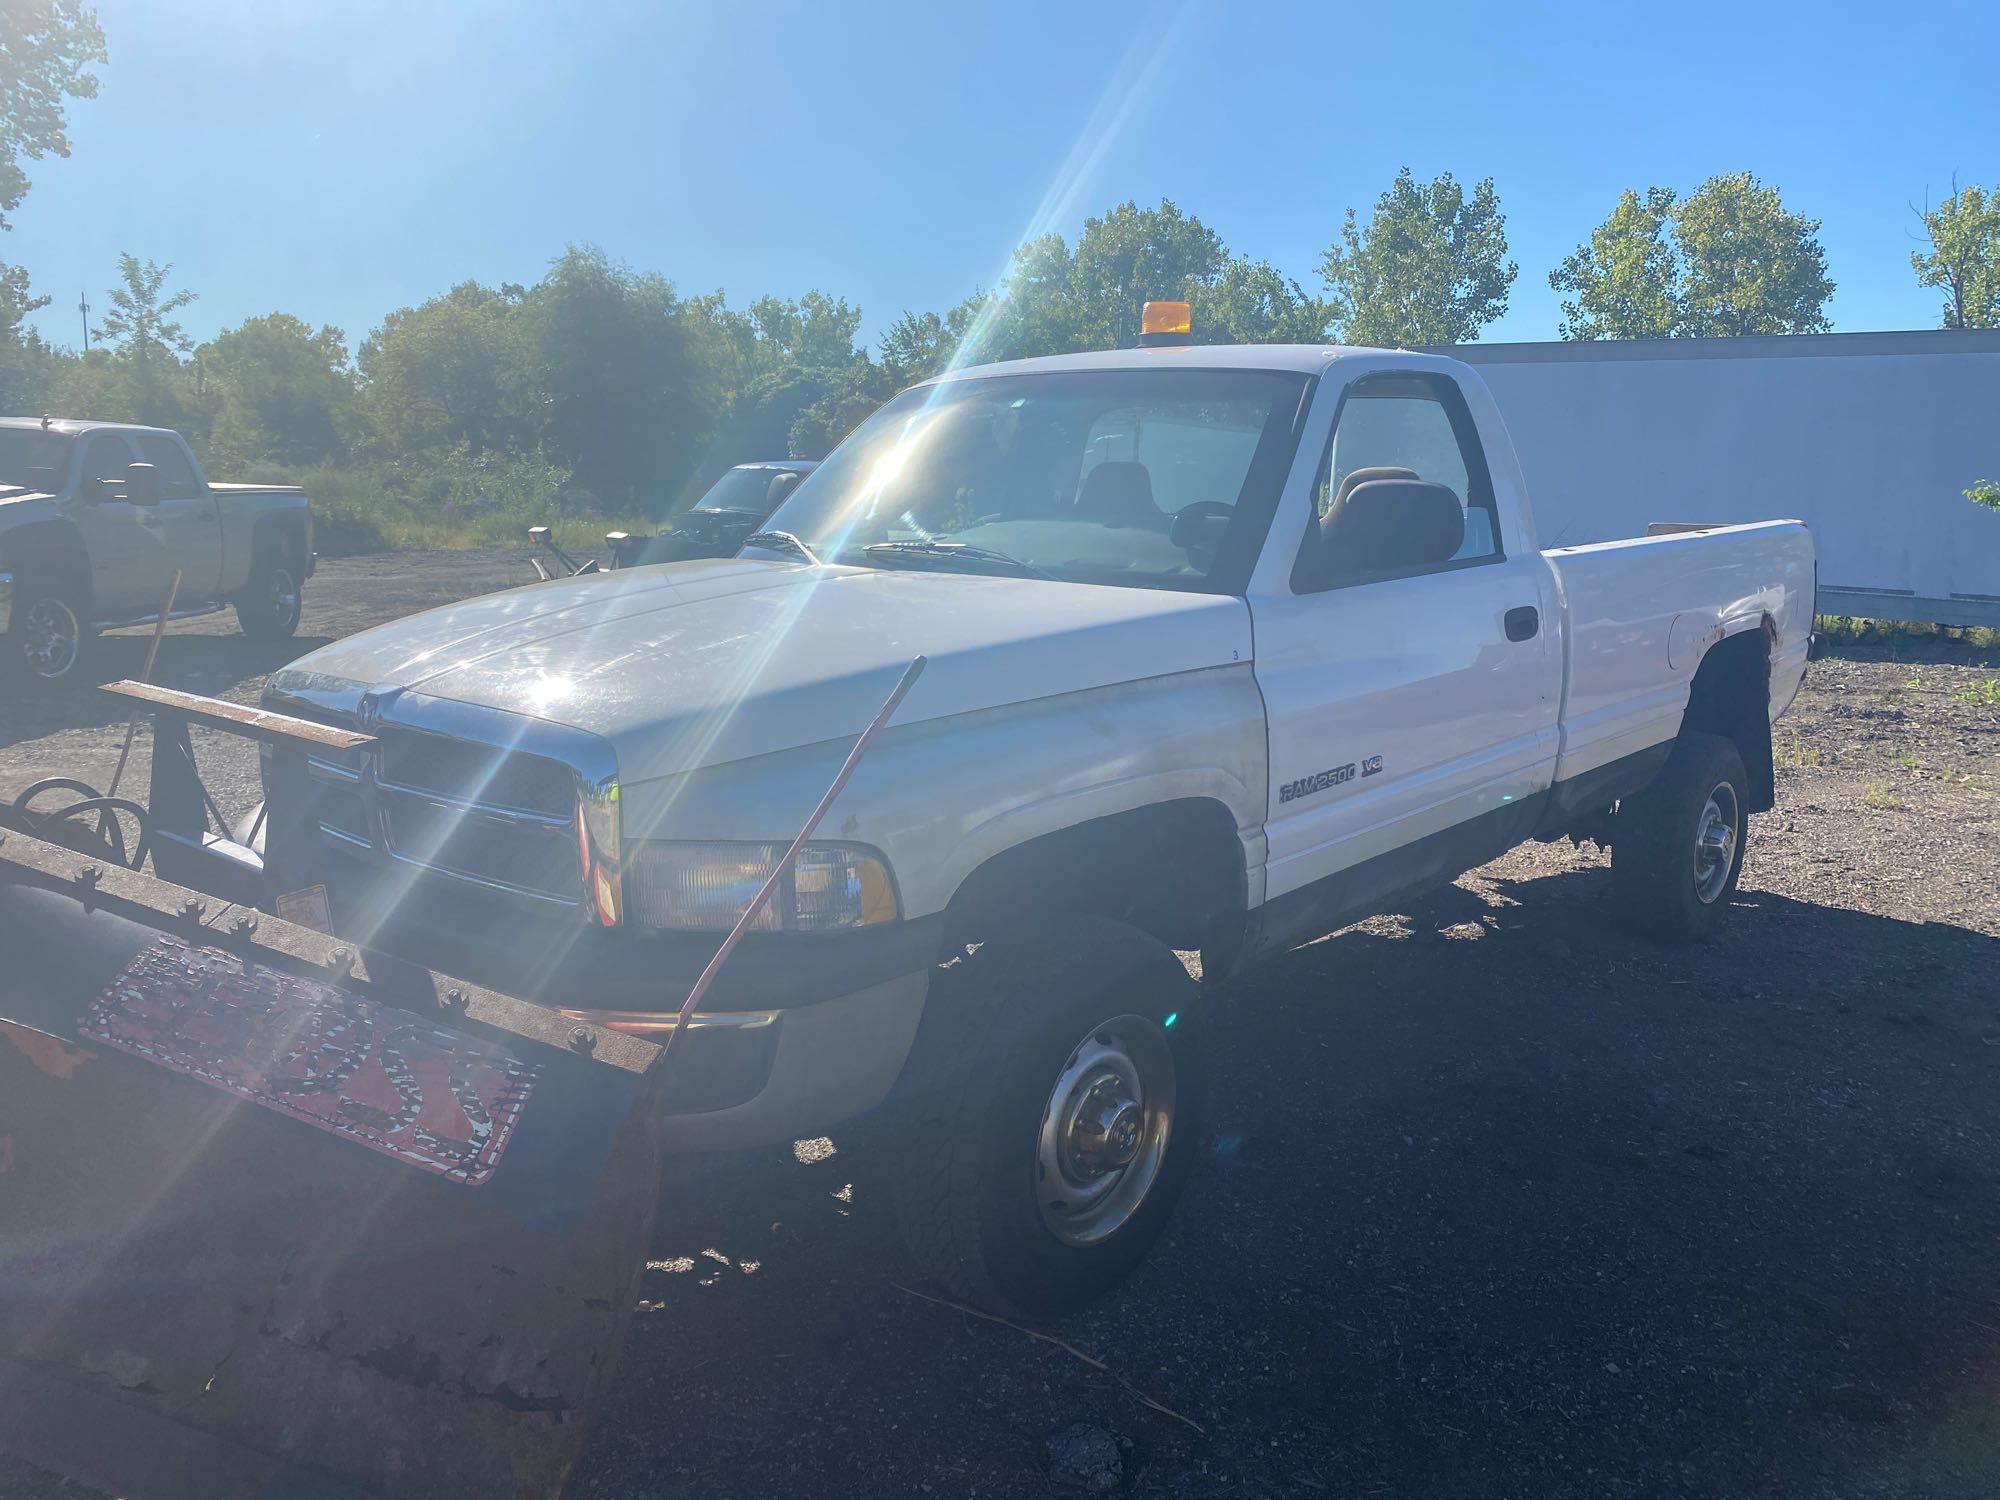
[1309,478,1465,586]
[124,462,161,505]
[527,524,551,544]
[603,531,631,569]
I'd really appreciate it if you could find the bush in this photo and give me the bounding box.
[238,449,650,555]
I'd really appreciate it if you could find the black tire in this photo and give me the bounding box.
[235,542,303,639]
[1611,731,1750,944]
[3,575,90,691]
[882,913,1203,1317]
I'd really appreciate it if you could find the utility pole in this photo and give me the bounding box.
[79,291,91,352]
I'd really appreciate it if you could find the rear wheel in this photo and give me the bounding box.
[881,914,1202,1317]
[1611,731,1749,943]
[235,544,302,639]
[5,578,89,690]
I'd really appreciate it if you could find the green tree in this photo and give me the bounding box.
[1,0,106,232]
[200,313,354,467]
[91,254,203,427]
[0,260,54,410]
[94,253,195,362]
[878,293,987,384]
[936,199,1321,364]
[518,244,702,500]
[744,290,862,371]
[1065,198,1227,346]
[1669,172,1832,336]
[357,281,530,458]
[1196,255,1329,344]
[1319,168,1516,346]
[1911,181,2000,329]
[1549,187,1680,339]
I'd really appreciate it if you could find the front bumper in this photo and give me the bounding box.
[319,845,937,1144]
[0,570,12,634]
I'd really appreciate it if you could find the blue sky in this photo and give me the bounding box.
[12,0,1998,354]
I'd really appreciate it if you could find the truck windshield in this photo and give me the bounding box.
[0,429,72,489]
[686,466,799,516]
[756,368,1309,594]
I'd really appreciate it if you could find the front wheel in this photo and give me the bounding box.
[235,547,303,639]
[881,915,1202,1317]
[5,578,90,690]
[1611,731,1750,943]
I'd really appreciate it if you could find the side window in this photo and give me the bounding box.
[1302,373,1501,586]
[135,434,202,498]
[77,434,135,498]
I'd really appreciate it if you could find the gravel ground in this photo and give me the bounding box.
[3,554,1998,1498]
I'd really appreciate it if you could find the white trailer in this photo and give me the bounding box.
[1443,329,2000,627]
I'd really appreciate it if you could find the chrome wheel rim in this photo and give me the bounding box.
[1035,1014,1175,1247]
[1693,782,1740,904]
[269,566,299,628]
[21,597,80,680]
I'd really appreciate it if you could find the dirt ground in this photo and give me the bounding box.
[3,551,1998,1498]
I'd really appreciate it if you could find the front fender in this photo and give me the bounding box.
[0,509,92,617]
[617,664,1270,920]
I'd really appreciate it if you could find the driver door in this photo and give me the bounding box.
[1252,370,1563,912]
[67,431,161,619]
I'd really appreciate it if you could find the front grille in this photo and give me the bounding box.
[294,703,590,908]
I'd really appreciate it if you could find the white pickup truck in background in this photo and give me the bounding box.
[0,418,314,688]
[260,331,1813,1315]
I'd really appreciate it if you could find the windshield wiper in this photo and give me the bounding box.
[862,539,1053,580]
[743,530,822,566]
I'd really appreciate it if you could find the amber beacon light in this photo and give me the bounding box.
[1139,299,1193,346]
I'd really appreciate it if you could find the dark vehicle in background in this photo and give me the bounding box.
[606,461,816,568]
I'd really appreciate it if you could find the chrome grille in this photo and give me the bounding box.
[274,687,616,912]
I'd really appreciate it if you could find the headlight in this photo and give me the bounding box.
[625,841,898,933]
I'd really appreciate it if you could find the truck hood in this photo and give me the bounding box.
[272,558,1251,782]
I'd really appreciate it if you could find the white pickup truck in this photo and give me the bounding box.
[260,336,1813,1315]
[0,418,314,688]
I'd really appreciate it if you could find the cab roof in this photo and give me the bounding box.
[927,342,1414,386]
[0,417,178,438]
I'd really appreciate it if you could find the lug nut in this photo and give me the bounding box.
[567,1026,596,1054]
[180,897,206,919]
[231,913,258,935]
[77,864,102,886]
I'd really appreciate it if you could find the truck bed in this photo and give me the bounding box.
[1545,518,1815,785]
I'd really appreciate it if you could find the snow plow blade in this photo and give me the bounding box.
[0,840,670,1500]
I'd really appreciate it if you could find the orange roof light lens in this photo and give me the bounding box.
[1141,300,1192,336]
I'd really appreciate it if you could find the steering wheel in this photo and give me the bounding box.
[1170,501,1235,568]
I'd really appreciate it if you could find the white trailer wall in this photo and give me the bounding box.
[1442,330,2000,626]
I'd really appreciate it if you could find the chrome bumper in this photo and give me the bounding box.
[0,570,12,634]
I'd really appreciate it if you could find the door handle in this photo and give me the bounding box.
[1504,605,1540,642]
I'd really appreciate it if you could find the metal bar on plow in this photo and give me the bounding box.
[0,822,659,1075]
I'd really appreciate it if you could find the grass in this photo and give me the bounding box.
[1814,615,2000,654]
[1776,729,1822,768]
[1953,678,2000,707]
[1861,784,1906,811]
[250,456,662,557]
